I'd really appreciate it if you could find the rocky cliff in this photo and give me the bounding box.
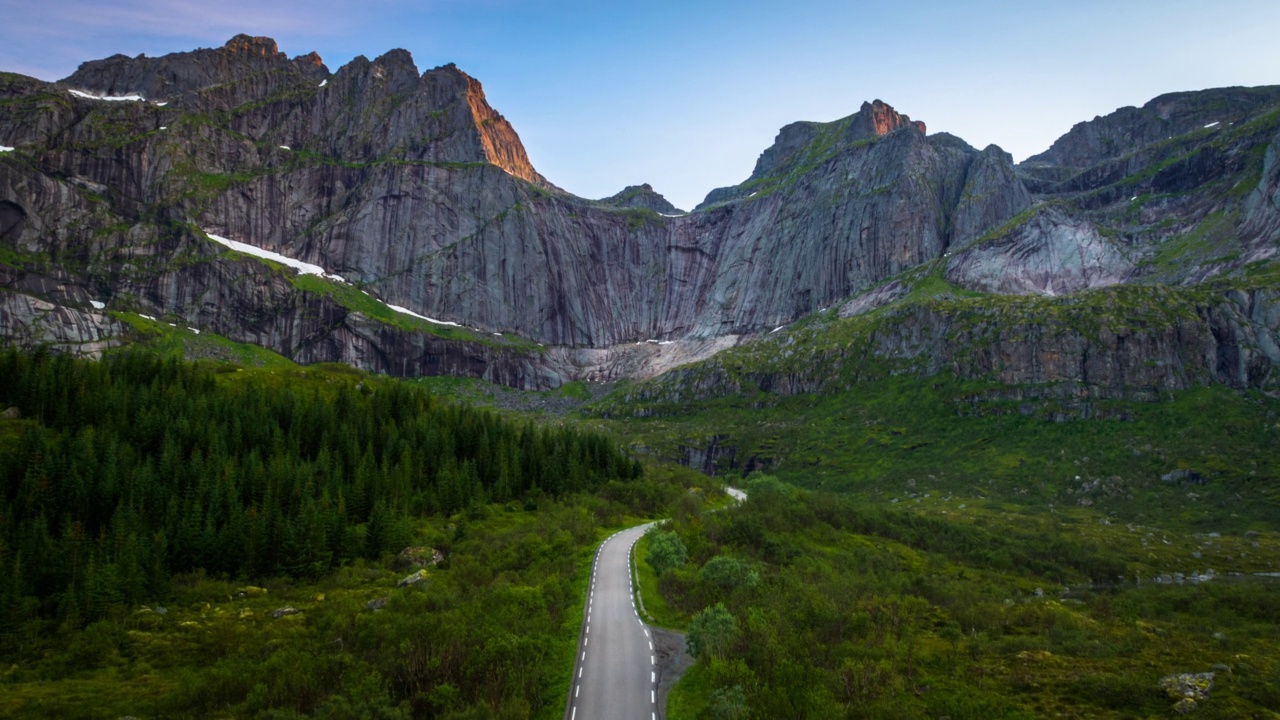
[0,36,1032,378]
[2,36,1278,398]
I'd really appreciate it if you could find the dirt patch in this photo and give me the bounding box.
[651,626,692,720]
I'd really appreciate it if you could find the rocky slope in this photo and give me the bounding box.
[597,184,683,214]
[1,36,1278,398]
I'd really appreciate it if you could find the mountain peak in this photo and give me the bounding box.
[598,184,683,214]
[61,34,328,100]
[222,34,285,58]
[854,99,926,138]
[741,99,926,186]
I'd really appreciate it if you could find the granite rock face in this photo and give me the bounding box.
[2,37,1279,397]
[613,286,1280,413]
[1242,128,1280,247]
[945,206,1132,295]
[2,43,1033,366]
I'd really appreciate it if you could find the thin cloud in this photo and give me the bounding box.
[0,0,384,79]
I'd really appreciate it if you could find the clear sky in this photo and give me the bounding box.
[2,0,1277,210]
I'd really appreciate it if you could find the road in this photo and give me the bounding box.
[565,522,657,720]
[564,487,745,720]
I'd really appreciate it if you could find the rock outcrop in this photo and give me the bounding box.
[945,206,1132,295]
[598,184,683,214]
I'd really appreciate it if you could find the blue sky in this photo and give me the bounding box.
[2,0,1277,210]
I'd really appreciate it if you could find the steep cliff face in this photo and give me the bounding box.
[1242,127,1280,246]
[2,37,1278,398]
[945,206,1132,295]
[602,283,1280,417]
[2,42,1033,363]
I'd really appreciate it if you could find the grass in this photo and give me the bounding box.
[649,478,1280,718]
[665,662,712,720]
[1142,208,1243,277]
[111,312,297,368]
[289,274,541,350]
[633,533,690,630]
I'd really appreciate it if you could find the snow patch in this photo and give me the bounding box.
[658,341,674,346]
[89,300,105,310]
[771,325,785,333]
[154,101,168,107]
[1204,121,1220,128]
[1131,196,1138,201]
[659,213,687,218]
[159,126,167,131]
[0,146,13,153]
[205,230,335,278]
[493,332,502,336]
[138,314,156,321]
[319,79,328,87]
[189,328,200,334]
[69,89,145,102]
[385,304,461,327]
[279,145,291,150]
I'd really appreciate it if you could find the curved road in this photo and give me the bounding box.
[565,488,745,720]
[564,522,657,720]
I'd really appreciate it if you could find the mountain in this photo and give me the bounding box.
[1,36,1278,398]
[597,184,683,214]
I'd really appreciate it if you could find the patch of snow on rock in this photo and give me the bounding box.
[69,89,145,102]
[1204,121,1220,128]
[279,145,290,150]
[139,314,156,321]
[205,230,331,277]
[0,146,13,153]
[89,300,105,310]
[319,79,328,87]
[385,304,462,327]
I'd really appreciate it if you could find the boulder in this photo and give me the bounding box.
[271,606,300,619]
[397,569,429,588]
[1160,672,1215,714]
[1161,469,1205,484]
[397,546,445,570]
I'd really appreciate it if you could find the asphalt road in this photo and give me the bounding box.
[564,488,746,720]
[565,522,657,720]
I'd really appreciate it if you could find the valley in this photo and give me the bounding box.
[1,33,1278,720]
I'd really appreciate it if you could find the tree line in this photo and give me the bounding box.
[0,348,641,626]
